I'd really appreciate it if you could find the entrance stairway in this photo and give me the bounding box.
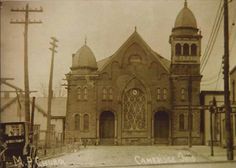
[100,138,114,145]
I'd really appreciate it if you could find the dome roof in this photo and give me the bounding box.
[72,44,98,70]
[174,1,197,29]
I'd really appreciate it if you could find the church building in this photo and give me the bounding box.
[65,1,203,145]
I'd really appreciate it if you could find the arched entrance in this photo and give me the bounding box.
[99,111,115,144]
[154,111,169,144]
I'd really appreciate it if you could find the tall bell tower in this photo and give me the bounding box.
[169,0,203,145]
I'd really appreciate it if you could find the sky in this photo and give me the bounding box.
[1,0,236,97]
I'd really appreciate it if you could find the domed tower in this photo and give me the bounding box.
[71,41,98,74]
[170,0,202,74]
[170,0,202,145]
[65,40,98,143]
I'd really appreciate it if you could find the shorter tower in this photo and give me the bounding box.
[65,41,98,142]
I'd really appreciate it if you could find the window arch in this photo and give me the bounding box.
[102,88,107,100]
[83,114,89,131]
[74,114,80,130]
[77,87,81,100]
[129,55,142,63]
[179,114,185,130]
[191,44,197,56]
[109,88,113,100]
[157,88,161,100]
[123,88,146,130]
[163,88,167,100]
[183,43,189,56]
[175,43,181,56]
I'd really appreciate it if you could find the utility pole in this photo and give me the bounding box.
[188,75,192,148]
[46,37,58,148]
[10,4,43,123]
[30,97,36,144]
[223,0,234,160]
[209,96,217,156]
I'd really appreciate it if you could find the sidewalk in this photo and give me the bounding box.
[187,145,236,161]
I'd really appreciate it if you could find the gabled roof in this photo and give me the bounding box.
[35,97,66,116]
[97,31,170,72]
[0,96,66,117]
[0,81,66,117]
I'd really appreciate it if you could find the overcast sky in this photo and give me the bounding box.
[1,0,236,97]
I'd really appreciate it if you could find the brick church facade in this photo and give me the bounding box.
[65,1,203,145]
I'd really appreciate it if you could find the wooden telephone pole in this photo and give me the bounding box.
[46,37,58,148]
[10,4,43,123]
[223,0,234,160]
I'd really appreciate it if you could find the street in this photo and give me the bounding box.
[42,146,236,168]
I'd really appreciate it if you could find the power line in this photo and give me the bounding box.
[203,5,236,88]
[201,74,220,83]
[215,62,223,89]
[201,78,221,86]
[200,0,223,66]
[200,1,224,73]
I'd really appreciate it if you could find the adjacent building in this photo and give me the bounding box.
[0,82,66,147]
[230,66,236,146]
[200,66,236,147]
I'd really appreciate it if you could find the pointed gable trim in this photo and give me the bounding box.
[97,31,170,73]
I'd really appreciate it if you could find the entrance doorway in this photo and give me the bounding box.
[154,111,169,143]
[99,111,115,144]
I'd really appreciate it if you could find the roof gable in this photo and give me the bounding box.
[97,31,170,72]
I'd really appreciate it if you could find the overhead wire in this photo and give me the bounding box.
[200,0,223,66]
[214,3,236,89]
[201,0,235,88]
[200,0,224,73]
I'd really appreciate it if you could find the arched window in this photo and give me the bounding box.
[183,43,189,56]
[102,88,107,100]
[109,88,113,100]
[181,88,185,100]
[179,114,185,130]
[123,88,146,130]
[77,87,81,100]
[83,114,89,131]
[74,114,80,130]
[191,44,197,56]
[163,88,167,100]
[157,88,161,100]
[175,43,181,56]
[129,55,142,63]
[84,87,88,100]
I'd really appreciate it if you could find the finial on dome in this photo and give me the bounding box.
[134,26,137,32]
[184,0,187,7]
[85,36,87,45]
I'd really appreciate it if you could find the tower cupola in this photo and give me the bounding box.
[170,0,202,67]
[71,40,98,73]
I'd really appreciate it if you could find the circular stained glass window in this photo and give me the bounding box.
[132,89,138,95]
